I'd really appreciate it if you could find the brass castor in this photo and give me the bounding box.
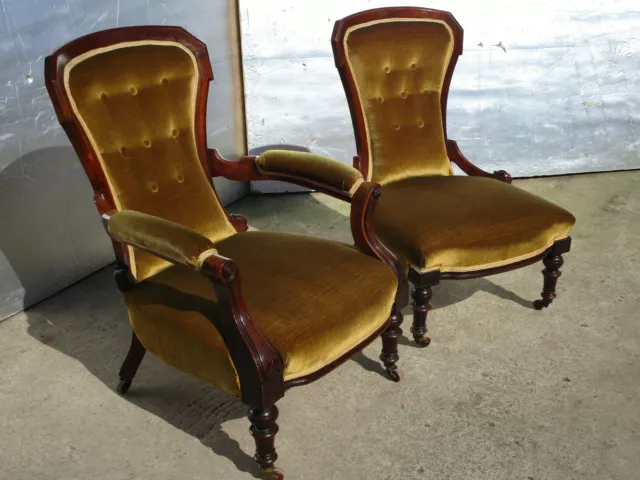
[414,335,431,347]
[116,379,132,395]
[261,467,285,479]
[386,368,404,382]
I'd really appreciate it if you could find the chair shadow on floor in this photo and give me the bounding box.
[23,266,265,479]
[19,193,353,479]
[352,276,534,369]
[394,277,534,348]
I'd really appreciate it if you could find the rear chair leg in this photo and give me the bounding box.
[248,405,284,479]
[533,251,565,310]
[380,303,404,382]
[411,284,434,347]
[116,331,146,394]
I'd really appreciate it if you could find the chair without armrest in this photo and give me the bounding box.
[45,26,402,477]
[332,7,576,346]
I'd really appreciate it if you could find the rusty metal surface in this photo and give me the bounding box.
[240,0,640,176]
[0,0,246,320]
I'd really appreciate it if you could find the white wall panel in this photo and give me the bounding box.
[240,0,640,176]
[0,0,247,320]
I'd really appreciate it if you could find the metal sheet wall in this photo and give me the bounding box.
[0,0,247,320]
[241,0,640,176]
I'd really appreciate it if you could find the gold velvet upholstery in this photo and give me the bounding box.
[373,176,576,272]
[343,19,455,184]
[340,14,576,274]
[125,231,398,396]
[108,211,218,271]
[64,41,236,281]
[256,150,364,196]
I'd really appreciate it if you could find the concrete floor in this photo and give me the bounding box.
[1,171,639,480]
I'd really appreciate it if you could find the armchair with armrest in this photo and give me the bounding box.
[45,26,403,478]
[332,7,576,346]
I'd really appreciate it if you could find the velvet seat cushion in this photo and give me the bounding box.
[124,231,398,396]
[373,176,576,273]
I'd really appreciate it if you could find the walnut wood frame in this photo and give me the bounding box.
[332,8,572,345]
[46,26,403,477]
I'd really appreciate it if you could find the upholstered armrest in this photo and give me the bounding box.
[105,209,285,408]
[446,139,512,183]
[255,150,364,197]
[209,148,364,200]
[209,148,402,284]
[107,210,218,271]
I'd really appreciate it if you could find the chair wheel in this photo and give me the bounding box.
[116,379,132,395]
[414,335,431,347]
[387,368,404,382]
[262,467,285,479]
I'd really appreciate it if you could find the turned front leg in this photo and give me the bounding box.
[534,252,565,310]
[411,285,433,347]
[380,303,404,382]
[248,405,280,475]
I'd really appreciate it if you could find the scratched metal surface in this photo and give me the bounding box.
[240,0,640,176]
[0,0,246,320]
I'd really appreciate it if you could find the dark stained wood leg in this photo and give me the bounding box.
[379,303,404,382]
[411,285,434,347]
[116,331,146,394]
[533,252,565,310]
[248,405,284,478]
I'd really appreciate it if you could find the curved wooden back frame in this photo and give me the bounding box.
[332,7,462,180]
[45,26,241,267]
[332,7,512,183]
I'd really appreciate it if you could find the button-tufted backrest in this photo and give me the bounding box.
[340,17,456,185]
[62,40,236,281]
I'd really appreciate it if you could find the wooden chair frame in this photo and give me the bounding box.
[45,26,403,477]
[332,7,572,346]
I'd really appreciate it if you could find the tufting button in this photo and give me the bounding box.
[120,146,127,155]
[384,66,391,74]
[400,91,408,99]
[410,63,417,70]
[177,174,185,183]
[150,184,159,193]
[377,96,384,104]
[130,86,137,95]
[171,129,179,137]
[143,140,151,148]
[161,78,169,86]
[100,93,108,102]
[394,124,401,131]
[418,120,425,128]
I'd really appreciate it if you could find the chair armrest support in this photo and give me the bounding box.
[254,150,364,198]
[209,149,264,182]
[350,182,403,283]
[446,139,512,183]
[104,210,285,408]
[210,149,402,282]
[200,256,285,408]
[209,148,363,201]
